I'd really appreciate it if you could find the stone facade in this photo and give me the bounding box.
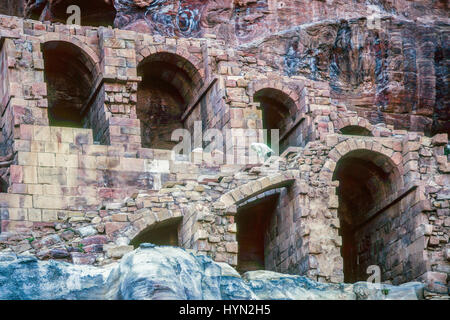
[0,3,448,299]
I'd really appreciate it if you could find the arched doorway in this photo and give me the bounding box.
[137,52,203,150]
[253,88,298,152]
[236,192,280,273]
[216,172,299,274]
[333,149,403,283]
[42,41,98,130]
[130,216,182,248]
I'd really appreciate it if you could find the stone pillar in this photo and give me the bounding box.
[1,32,48,157]
[98,27,141,154]
[304,184,344,283]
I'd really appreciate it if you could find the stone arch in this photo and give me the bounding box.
[322,140,409,283]
[216,170,299,212]
[129,210,183,248]
[136,45,204,82]
[320,138,404,185]
[136,49,205,149]
[41,35,101,78]
[40,38,103,135]
[249,81,304,152]
[249,80,302,112]
[334,116,374,136]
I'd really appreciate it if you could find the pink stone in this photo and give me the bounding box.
[105,222,128,235]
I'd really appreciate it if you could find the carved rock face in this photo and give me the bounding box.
[242,17,449,135]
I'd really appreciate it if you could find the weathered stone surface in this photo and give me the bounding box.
[76,226,97,238]
[105,245,134,259]
[0,246,426,300]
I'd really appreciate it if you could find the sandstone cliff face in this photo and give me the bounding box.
[239,17,449,135]
[111,0,448,44]
[0,245,425,300]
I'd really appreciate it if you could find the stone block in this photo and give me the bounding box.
[55,154,78,168]
[326,134,339,147]
[76,226,98,237]
[431,133,448,146]
[112,213,128,222]
[78,155,97,169]
[37,152,55,167]
[7,208,27,221]
[227,224,237,233]
[225,242,238,253]
[51,127,74,143]
[105,222,128,235]
[17,152,37,166]
[0,194,33,208]
[106,245,134,259]
[71,252,96,265]
[42,209,58,222]
[194,229,208,240]
[328,195,339,209]
[33,195,65,209]
[33,126,51,141]
[37,167,67,185]
[28,208,42,222]
[335,141,350,156]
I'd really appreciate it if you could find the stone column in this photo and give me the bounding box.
[98,27,142,155]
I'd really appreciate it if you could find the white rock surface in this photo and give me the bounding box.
[0,245,425,300]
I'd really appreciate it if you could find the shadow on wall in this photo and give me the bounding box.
[0,177,7,193]
[339,125,373,136]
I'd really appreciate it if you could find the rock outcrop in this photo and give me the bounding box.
[0,245,425,300]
